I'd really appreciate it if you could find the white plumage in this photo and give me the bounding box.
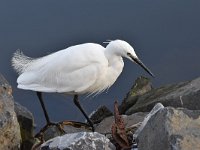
[12,39,153,95]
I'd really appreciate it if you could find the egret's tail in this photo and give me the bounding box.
[11,50,33,74]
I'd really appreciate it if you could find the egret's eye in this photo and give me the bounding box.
[127,52,131,56]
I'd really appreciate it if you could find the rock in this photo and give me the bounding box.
[41,132,116,150]
[41,124,91,141]
[125,76,200,115]
[133,103,164,139]
[14,102,34,150]
[0,74,21,150]
[39,108,146,149]
[90,105,113,124]
[43,125,64,141]
[95,112,146,149]
[119,76,152,114]
[137,107,200,150]
[95,112,147,135]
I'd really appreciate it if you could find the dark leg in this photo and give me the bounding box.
[35,92,65,139]
[34,93,94,146]
[73,95,94,131]
[36,92,51,124]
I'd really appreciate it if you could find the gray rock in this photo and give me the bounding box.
[42,125,65,142]
[37,106,113,142]
[137,107,200,150]
[95,112,147,135]
[40,123,92,141]
[90,105,113,124]
[14,102,34,150]
[125,76,200,115]
[133,103,164,139]
[41,132,116,150]
[39,110,146,149]
[119,76,152,114]
[0,74,21,150]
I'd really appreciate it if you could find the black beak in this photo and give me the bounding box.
[131,56,155,77]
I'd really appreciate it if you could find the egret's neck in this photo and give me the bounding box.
[98,46,124,89]
[104,47,124,71]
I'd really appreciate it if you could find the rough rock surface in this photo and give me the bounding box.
[95,112,147,135]
[137,107,200,150]
[90,105,113,124]
[15,102,34,150]
[41,132,116,150]
[119,76,152,114]
[41,124,91,141]
[0,74,21,150]
[133,103,164,140]
[37,106,113,142]
[125,76,200,115]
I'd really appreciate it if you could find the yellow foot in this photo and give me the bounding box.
[58,120,92,131]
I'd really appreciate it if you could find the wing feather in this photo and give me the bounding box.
[17,43,107,94]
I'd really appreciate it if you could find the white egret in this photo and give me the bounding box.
[12,39,154,131]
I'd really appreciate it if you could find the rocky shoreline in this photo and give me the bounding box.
[0,74,200,150]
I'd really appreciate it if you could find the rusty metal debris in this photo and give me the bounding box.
[112,101,130,149]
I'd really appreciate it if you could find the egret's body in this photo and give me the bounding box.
[12,39,154,132]
[13,43,124,95]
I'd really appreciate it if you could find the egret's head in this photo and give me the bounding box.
[107,39,154,77]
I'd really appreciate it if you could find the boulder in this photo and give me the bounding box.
[14,102,34,150]
[137,107,200,150]
[37,107,146,149]
[0,74,21,150]
[133,103,164,140]
[35,106,113,142]
[95,112,147,135]
[41,123,91,141]
[119,76,152,114]
[125,76,200,115]
[41,132,116,150]
[90,105,113,124]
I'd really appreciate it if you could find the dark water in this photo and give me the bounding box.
[0,0,200,131]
